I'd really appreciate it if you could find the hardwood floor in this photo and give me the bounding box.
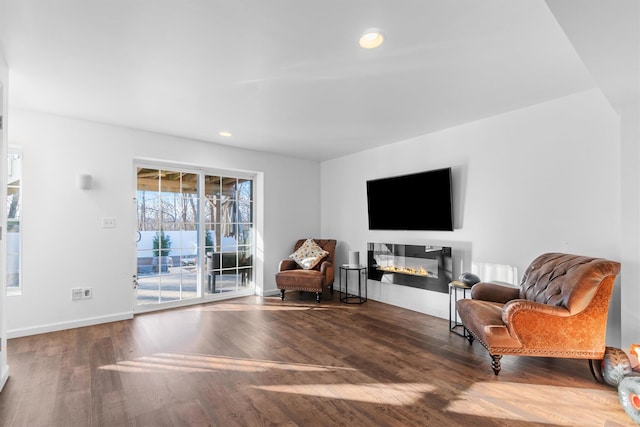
[0,291,635,427]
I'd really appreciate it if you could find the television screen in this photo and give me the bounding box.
[366,168,454,231]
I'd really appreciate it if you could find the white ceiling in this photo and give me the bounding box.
[0,0,637,161]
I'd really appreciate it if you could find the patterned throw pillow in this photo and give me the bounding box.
[289,239,329,270]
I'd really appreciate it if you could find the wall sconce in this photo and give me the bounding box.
[77,173,92,190]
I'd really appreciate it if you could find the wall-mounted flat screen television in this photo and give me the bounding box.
[366,167,454,231]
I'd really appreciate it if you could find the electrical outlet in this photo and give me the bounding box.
[72,287,93,300]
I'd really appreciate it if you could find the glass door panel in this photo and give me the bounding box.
[203,175,254,294]
[136,168,199,306]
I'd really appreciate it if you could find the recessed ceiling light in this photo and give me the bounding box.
[359,29,384,49]
[219,131,232,137]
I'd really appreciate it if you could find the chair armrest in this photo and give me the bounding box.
[278,259,299,272]
[471,281,520,304]
[502,299,571,324]
[319,260,333,277]
[501,300,573,346]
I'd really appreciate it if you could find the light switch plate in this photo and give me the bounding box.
[101,217,116,228]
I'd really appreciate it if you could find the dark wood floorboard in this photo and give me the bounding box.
[0,291,635,426]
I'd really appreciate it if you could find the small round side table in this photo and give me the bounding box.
[339,265,367,304]
[449,280,472,337]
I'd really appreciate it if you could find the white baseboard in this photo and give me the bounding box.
[0,365,9,392]
[262,288,281,297]
[7,312,134,339]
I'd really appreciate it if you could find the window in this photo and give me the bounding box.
[7,149,21,295]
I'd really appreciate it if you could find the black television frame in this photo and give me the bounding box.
[366,167,454,231]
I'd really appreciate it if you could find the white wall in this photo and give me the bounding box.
[6,109,321,337]
[321,89,623,341]
[0,44,9,390]
[620,101,640,350]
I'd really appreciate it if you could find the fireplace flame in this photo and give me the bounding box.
[378,265,431,277]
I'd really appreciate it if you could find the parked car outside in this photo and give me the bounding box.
[181,255,197,266]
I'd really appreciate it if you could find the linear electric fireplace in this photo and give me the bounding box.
[367,243,452,293]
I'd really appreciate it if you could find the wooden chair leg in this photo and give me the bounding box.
[491,354,502,375]
[589,358,605,383]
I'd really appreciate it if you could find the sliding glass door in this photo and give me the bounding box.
[135,165,254,310]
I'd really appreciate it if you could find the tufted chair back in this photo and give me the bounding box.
[518,253,620,314]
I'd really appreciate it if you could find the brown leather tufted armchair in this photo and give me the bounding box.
[275,239,336,303]
[456,253,621,378]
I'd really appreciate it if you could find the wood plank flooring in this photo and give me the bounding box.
[0,291,636,426]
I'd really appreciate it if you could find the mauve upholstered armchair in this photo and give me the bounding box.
[456,252,621,379]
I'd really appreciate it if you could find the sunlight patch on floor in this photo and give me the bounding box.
[99,352,356,374]
[446,381,620,425]
[251,382,436,405]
